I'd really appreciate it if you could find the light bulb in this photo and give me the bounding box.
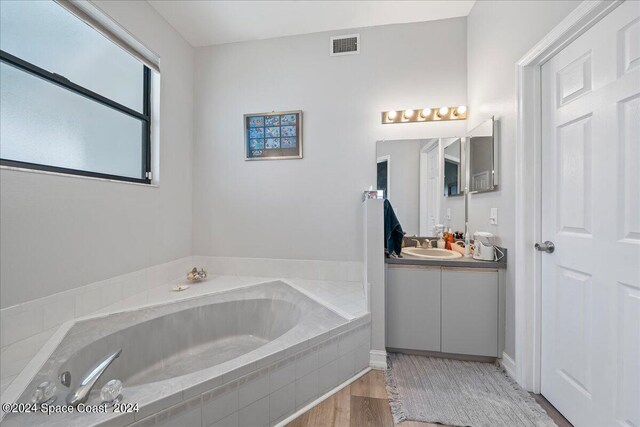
[403,109,414,119]
[420,108,431,118]
[387,111,397,120]
[438,106,449,117]
[456,105,467,115]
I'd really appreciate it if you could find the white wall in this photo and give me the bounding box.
[0,0,194,309]
[466,0,579,360]
[193,18,468,261]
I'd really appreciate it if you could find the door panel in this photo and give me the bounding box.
[541,2,640,426]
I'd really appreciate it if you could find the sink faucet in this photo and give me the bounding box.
[411,239,421,248]
[66,349,121,407]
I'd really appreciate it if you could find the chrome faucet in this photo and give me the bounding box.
[411,239,422,248]
[66,349,121,407]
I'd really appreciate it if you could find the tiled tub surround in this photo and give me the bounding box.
[2,281,371,426]
[0,256,365,396]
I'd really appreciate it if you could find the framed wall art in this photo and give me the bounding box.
[244,110,303,160]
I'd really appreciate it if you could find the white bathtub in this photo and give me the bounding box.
[3,281,370,427]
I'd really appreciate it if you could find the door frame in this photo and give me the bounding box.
[514,0,622,393]
[419,139,441,236]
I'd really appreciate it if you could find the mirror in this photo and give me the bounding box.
[467,117,497,193]
[376,137,467,237]
[443,137,465,197]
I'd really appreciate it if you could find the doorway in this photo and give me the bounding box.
[519,2,639,426]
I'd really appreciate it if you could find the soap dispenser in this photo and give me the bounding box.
[437,233,446,249]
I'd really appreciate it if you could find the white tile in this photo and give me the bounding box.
[210,411,238,427]
[337,351,355,382]
[338,330,358,356]
[238,395,269,427]
[295,348,318,379]
[154,396,202,427]
[238,369,269,409]
[269,357,295,392]
[202,383,238,426]
[355,343,370,372]
[269,381,295,423]
[0,304,44,347]
[317,337,338,367]
[317,359,339,394]
[295,370,318,409]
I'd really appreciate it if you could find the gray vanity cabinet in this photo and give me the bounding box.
[441,268,498,357]
[386,266,441,352]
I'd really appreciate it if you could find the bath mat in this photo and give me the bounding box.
[385,353,556,427]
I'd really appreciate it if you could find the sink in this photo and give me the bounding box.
[402,247,463,259]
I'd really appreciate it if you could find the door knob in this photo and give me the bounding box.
[535,241,555,253]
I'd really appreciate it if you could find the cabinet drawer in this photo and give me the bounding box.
[386,267,441,351]
[441,269,498,357]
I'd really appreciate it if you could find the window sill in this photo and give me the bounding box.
[0,165,159,188]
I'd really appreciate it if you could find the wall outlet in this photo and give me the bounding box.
[489,208,498,225]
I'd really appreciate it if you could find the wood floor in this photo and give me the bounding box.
[287,370,572,427]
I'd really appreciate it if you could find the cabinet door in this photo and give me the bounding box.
[441,268,498,357]
[386,266,440,351]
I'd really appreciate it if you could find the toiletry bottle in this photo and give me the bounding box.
[437,233,446,249]
[445,228,454,250]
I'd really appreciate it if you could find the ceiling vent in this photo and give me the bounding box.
[330,34,359,56]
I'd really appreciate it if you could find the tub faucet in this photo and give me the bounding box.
[66,349,121,407]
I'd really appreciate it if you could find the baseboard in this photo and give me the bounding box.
[369,350,388,370]
[500,352,516,380]
[274,367,371,426]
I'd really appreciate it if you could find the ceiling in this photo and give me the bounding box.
[148,1,476,47]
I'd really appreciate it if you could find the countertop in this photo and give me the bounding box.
[386,247,507,269]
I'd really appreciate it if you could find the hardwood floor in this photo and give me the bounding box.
[287,370,439,427]
[287,370,573,427]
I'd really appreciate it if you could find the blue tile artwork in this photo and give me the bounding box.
[281,114,297,125]
[265,138,280,149]
[266,127,280,137]
[281,126,296,137]
[245,112,301,159]
[249,138,264,149]
[265,116,280,126]
[249,127,264,138]
[281,137,296,148]
[248,116,264,127]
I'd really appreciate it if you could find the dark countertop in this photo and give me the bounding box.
[386,247,507,269]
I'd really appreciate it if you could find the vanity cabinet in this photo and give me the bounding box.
[441,268,498,357]
[386,264,503,358]
[386,266,440,351]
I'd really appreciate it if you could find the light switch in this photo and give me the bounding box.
[446,208,451,220]
[489,208,498,225]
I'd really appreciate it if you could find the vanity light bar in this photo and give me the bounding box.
[382,106,467,124]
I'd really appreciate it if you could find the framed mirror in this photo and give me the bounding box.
[376,137,467,237]
[467,117,498,193]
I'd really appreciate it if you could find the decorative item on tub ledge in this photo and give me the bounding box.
[382,105,467,124]
[244,110,303,160]
[187,267,207,282]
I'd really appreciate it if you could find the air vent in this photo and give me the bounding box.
[330,34,359,56]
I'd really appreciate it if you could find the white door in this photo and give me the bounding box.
[426,143,440,234]
[541,2,640,426]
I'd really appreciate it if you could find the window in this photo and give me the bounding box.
[0,1,152,183]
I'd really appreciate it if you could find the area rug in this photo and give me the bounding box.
[385,353,556,427]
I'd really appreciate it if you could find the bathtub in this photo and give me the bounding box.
[3,281,371,426]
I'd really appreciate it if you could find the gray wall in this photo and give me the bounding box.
[376,139,422,236]
[466,0,579,360]
[192,18,468,262]
[0,1,195,308]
